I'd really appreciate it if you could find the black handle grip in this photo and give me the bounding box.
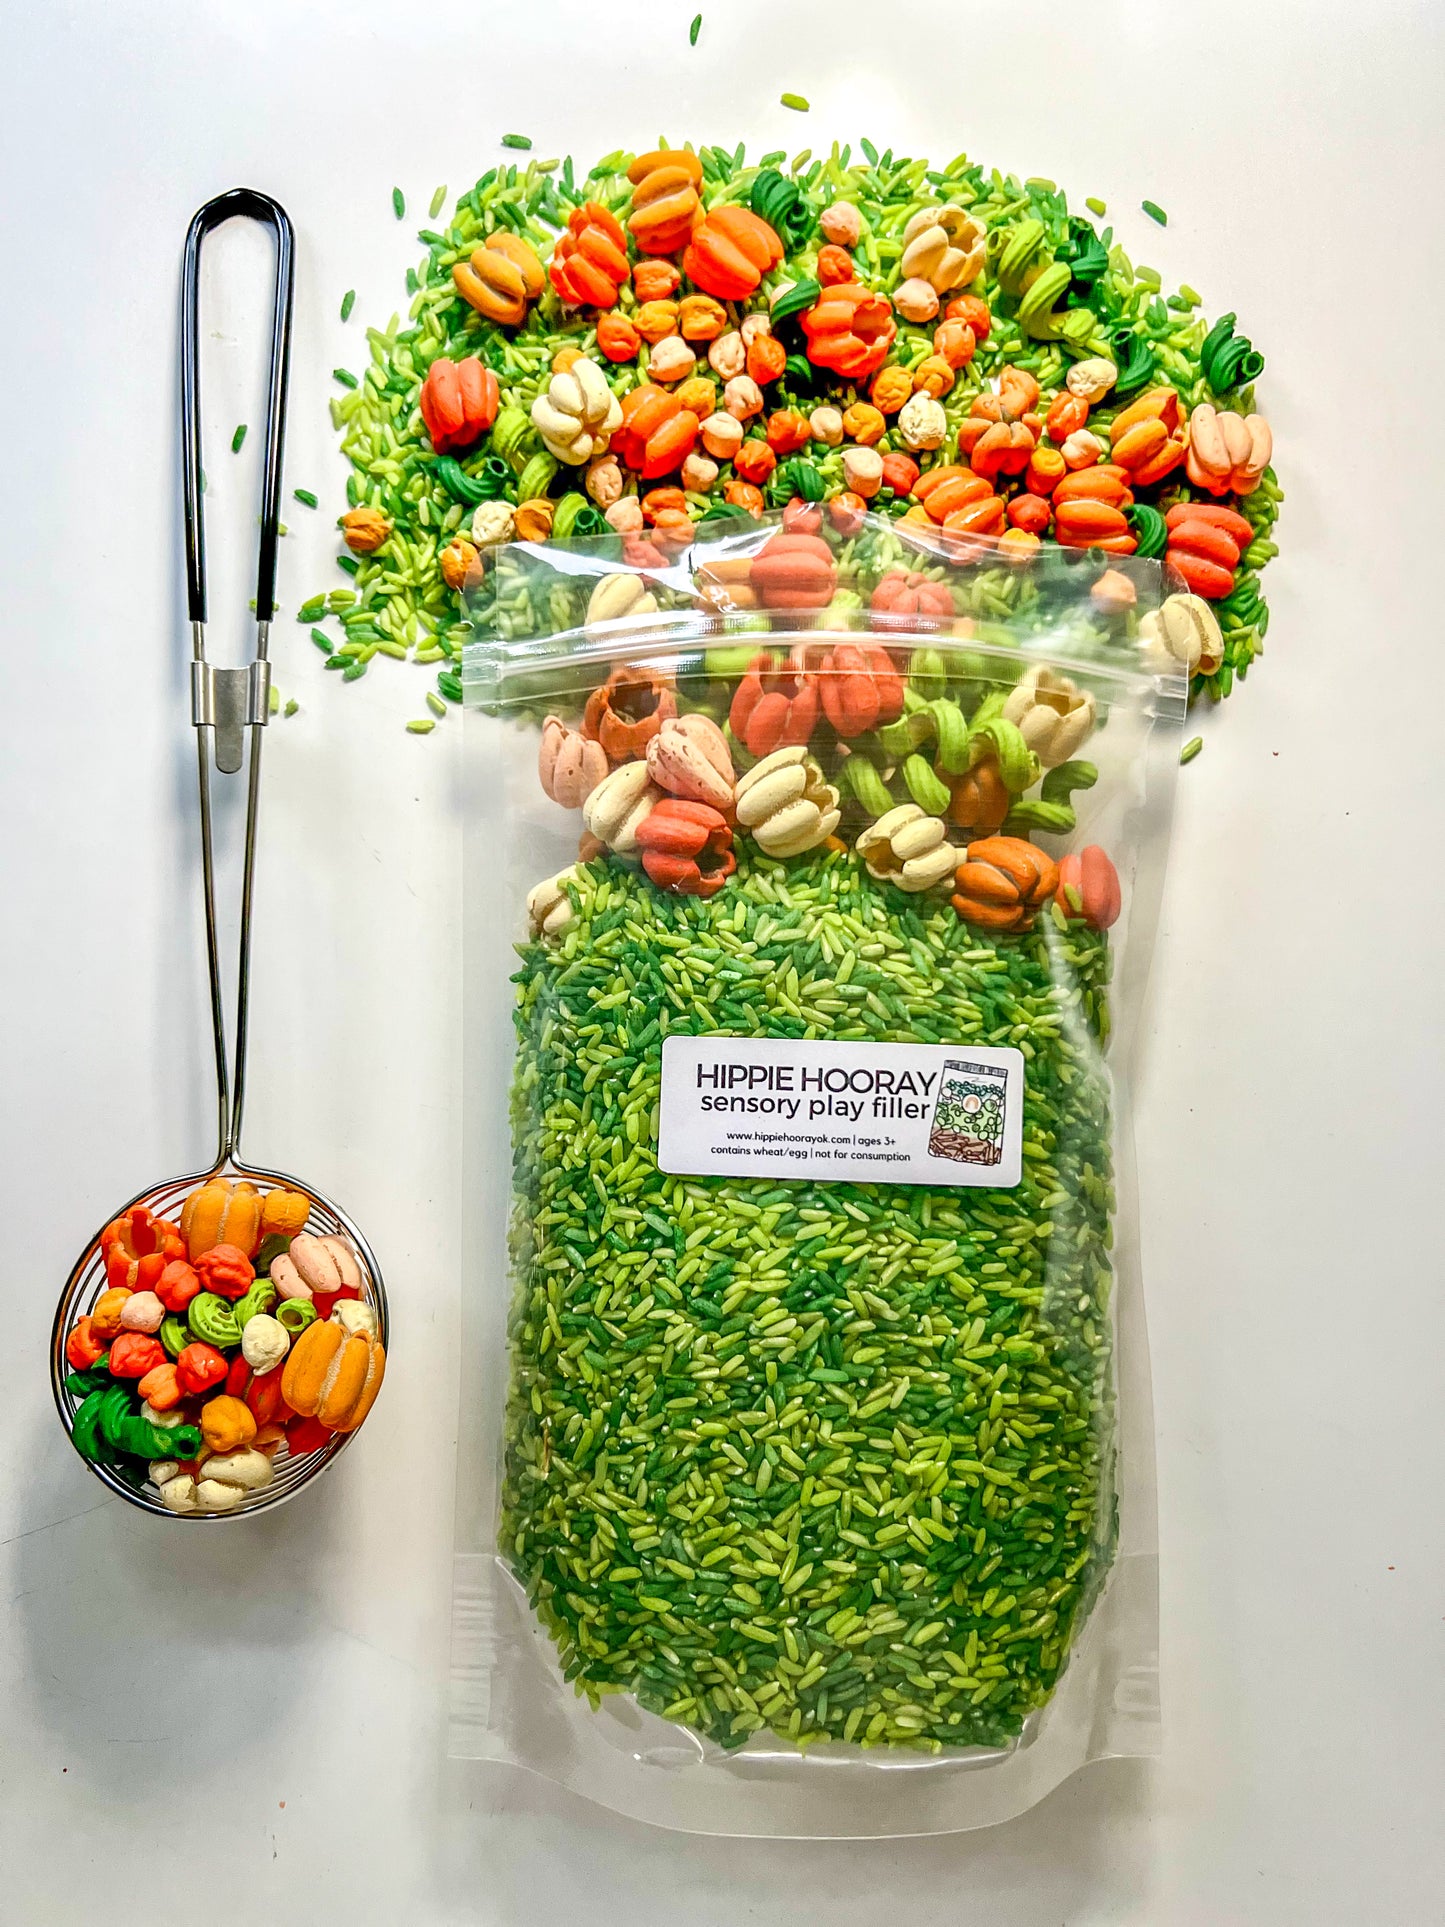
[181,189,295,624]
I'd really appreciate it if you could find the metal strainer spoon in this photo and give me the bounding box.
[49,189,388,1518]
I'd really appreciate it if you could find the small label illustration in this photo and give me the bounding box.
[926,1059,1009,1167]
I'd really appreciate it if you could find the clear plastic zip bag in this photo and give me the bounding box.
[452,517,1186,1834]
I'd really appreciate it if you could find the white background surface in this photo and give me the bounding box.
[2,2,1442,1920]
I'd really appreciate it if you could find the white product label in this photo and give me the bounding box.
[657,1037,1023,1188]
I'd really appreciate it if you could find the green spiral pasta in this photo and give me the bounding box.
[159,1315,190,1359]
[275,1296,318,1337]
[188,1292,241,1349]
[234,1278,277,1328]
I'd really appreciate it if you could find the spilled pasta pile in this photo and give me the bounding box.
[503,851,1117,1751]
[303,140,1279,727]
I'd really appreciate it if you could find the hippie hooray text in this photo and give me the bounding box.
[693,1059,937,1124]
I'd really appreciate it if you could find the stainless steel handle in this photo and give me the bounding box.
[180,192,295,1164]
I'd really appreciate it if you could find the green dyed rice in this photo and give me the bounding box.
[340,289,356,322]
[1141,199,1168,226]
[305,146,1279,707]
[231,424,247,453]
[294,487,318,508]
[1085,196,1106,217]
[501,133,532,150]
[393,186,406,219]
[430,184,448,219]
[503,853,1116,1754]
[406,717,435,733]
[1180,735,1203,765]
[780,92,810,111]
[689,12,702,43]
